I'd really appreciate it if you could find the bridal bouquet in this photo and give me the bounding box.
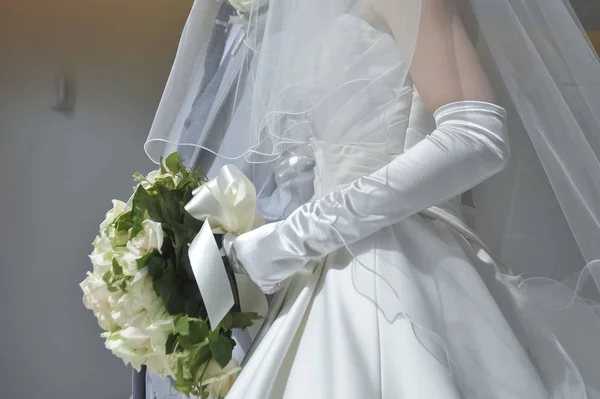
[80,154,263,398]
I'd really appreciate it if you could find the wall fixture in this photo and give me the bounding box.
[51,76,75,113]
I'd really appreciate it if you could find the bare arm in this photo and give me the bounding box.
[367,0,494,112]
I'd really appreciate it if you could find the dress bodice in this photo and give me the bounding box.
[269,14,462,217]
[294,16,434,194]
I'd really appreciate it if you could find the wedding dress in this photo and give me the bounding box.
[224,14,600,399]
[145,0,600,398]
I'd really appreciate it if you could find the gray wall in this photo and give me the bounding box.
[0,0,191,398]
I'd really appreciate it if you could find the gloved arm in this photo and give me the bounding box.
[228,101,509,293]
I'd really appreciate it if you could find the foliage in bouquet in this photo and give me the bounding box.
[80,154,259,398]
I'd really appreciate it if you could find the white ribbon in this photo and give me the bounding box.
[185,165,267,330]
[185,165,264,236]
[188,220,234,330]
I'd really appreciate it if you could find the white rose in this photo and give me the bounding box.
[100,200,127,233]
[227,0,269,15]
[97,199,131,248]
[120,251,140,277]
[146,318,173,355]
[142,170,182,190]
[113,269,164,326]
[144,352,174,377]
[104,299,172,375]
[93,235,112,253]
[90,231,130,275]
[80,272,121,331]
[103,324,148,371]
[89,249,113,275]
[200,359,242,398]
[127,219,164,257]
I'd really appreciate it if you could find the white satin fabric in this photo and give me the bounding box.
[226,16,600,399]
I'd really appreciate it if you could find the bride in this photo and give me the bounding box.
[145,0,600,397]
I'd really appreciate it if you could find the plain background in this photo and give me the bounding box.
[0,0,597,398]
[0,0,192,397]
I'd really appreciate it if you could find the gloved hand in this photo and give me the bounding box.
[226,101,509,294]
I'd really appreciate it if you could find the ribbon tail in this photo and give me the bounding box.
[188,221,235,330]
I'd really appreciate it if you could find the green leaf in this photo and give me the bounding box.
[166,290,186,315]
[193,166,207,180]
[130,185,149,238]
[135,251,154,270]
[102,270,111,284]
[174,373,195,397]
[189,319,209,343]
[176,361,184,385]
[190,344,211,368]
[177,246,195,280]
[159,156,167,174]
[145,252,165,275]
[153,185,185,223]
[176,334,191,350]
[185,297,204,319]
[174,315,190,336]
[221,312,262,331]
[166,333,177,355]
[177,334,196,350]
[208,333,234,368]
[106,285,119,293]
[152,266,175,299]
[130,184,172,239]
[165,152,182,174]
[183,210,203,229]
[159,233,176,259]
[182,213,203,244]
[112,258,123,276]
[176,161,206,191]
[133,172,145,182]
[182,175,205,193]
[220,314,233,331]
[114,211,134,232]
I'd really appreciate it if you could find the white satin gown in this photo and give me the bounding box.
[224,15,600,399]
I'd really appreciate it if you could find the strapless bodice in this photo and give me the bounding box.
[310,84,433,197]
[301,15,434,197]
[271,14,462,217]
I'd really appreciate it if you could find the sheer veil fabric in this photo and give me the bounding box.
[146,0,600,273]
[145,0,600,397]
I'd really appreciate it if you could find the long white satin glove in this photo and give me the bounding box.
[227,101,509,294]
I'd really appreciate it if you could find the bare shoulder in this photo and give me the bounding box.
[367,0,454,25]
[353,0,385,29]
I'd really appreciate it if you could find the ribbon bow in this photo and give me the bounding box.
[184,165,267,332]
